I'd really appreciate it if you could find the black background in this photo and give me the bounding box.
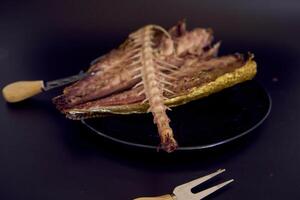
[1,1,300,199]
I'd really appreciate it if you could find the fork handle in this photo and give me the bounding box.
[134,194,173,200]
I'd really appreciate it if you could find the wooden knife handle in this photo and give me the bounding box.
[134,194,173,200]
[2,80,44,103]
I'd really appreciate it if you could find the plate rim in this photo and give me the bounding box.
[81,81,272,151]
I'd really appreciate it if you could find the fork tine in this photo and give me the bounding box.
[194,179,234,200]
[176,169,226,190]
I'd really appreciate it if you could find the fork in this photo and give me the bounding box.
[134,169,233,200]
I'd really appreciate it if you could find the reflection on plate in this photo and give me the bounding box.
[81,81,271,150]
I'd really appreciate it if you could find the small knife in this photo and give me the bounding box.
[2,71,89,103]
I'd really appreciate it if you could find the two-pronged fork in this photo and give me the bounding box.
[134,169,233,200]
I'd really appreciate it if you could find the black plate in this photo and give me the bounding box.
[82,81,271,150]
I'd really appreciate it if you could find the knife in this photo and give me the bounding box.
[2,71,89,103]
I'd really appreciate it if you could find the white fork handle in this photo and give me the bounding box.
[134,194,173,200]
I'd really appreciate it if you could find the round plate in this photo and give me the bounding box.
[81,81,271,150]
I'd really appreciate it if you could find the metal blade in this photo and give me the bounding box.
[43,71,89,91]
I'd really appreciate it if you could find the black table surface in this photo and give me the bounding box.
[1,1,300,199]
